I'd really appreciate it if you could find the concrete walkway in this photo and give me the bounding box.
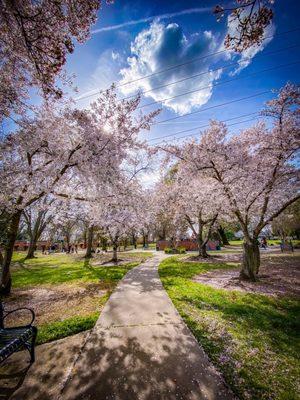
[60,253,235,400]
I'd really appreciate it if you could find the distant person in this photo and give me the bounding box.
[261,237,267,249]
[74,244,78,253]
[280,239,284,252]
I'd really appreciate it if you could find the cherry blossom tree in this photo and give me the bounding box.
[165,83,299,280]
[88,181,144,263]
[169,172,223,258]
[152,180,188,249]
[0,88,158,294]
[0,0,113,120]
[214,0,275,52]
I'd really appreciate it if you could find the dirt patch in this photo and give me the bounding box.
[193,252,300,297]
[93,258,133,266]
[186,247,285,264]
[4,282,107,327]
[187,252,242,264]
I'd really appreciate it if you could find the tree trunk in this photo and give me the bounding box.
[112,243,118,263]
[85,226,94,258]
[83,229,87,249]
[0,211,22,295]
[25,238,37,259]
[25,223,40,259]
[218,226,229,245]
[131,233,137,249]
[197,224,209,258]
[198,236,208,258]
[240,240,260,281]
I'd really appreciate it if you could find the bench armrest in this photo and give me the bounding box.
[3,307,35,327]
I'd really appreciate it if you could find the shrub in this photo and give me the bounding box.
[164,247,175,254]
[164,247,186,254]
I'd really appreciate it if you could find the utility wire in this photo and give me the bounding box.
[154,115,262,146]
[75,27,300,102]
[137,60,300,109]
[119,43,300,102]
[151,90,271,126]
[150,111,259,144]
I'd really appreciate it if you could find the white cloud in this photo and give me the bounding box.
[119,22,223,115]
[227,14,275,75]
[111,51,121,62]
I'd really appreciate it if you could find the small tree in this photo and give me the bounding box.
[161,167,223,257]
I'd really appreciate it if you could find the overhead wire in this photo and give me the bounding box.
[137,60,300,109]
[153,115,263,146]
[74,27,300,102]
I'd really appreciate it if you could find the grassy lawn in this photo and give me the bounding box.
[229,239,300,247]
[6,251,152,344]
[159,256,300,400]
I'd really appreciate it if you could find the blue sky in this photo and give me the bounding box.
[5,1,299,143]
[66,0,299,145]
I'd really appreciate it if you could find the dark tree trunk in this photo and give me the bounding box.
[24,210,47,260]
[240,239,260,281]
[198,236,208,258]
[0,211,22,295]
[85,226,94,258]
[131,233,137,249]
[112,243,118,263]
[26,239,37,259]
[100,237,108,251]
[83,229,87,249]
[197,224,209,258]
[218,226,229,245]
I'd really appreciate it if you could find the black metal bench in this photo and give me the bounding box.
[0,302,37,364]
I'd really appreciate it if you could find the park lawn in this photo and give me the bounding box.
[159,256,300,400]
[11,251,152,288]
[8,252,152,344]
[229,239,300,247]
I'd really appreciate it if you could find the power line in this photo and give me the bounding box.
[138,60,300,109]
[150,111,260,144]
[154,115,262,146]
[120,43,300,102]
[151,90,271,126]
[75,27,300,102]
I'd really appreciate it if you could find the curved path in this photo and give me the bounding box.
[61,253,235,400]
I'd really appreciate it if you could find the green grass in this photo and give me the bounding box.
[229,239,300,246]
[10,252,149,343]
[36,293,110,344]
[11,252,140,288]
[37,313,98,344]
[159,257,300,400]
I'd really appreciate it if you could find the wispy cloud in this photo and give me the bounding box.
[91,7,211,34]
